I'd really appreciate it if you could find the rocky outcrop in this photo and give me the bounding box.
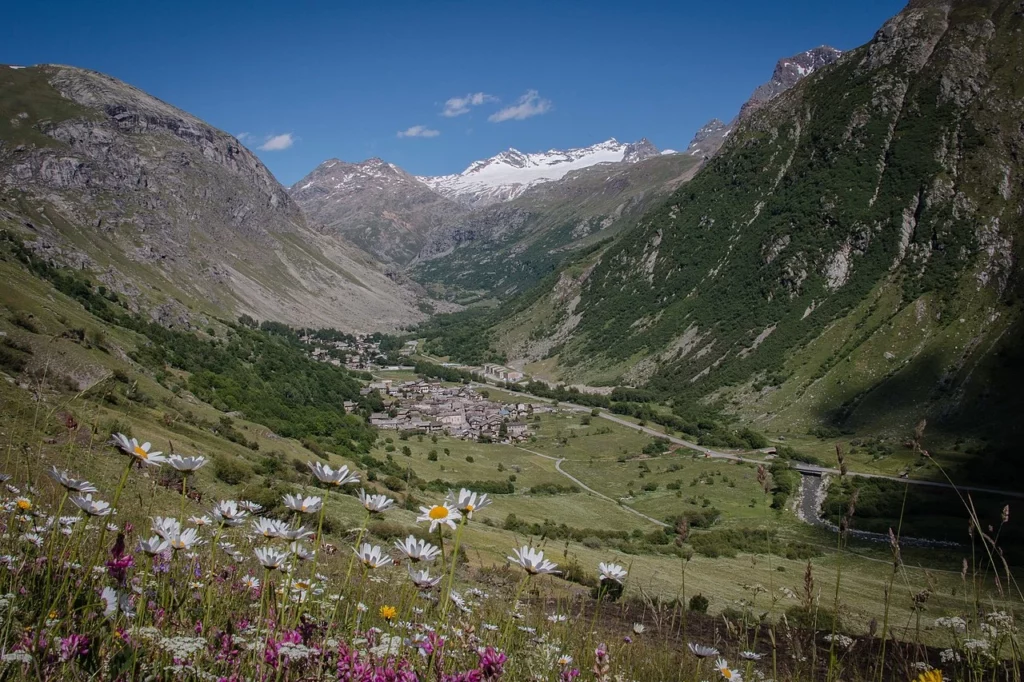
[685,46,842,159]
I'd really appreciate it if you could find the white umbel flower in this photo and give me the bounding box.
[70,494,112,517]
[110,433,167,466]
[394,535,441,563]
[416,502,461,533]
[353,542,393,569]
[598,562,628,584]
[48,466,98,493]
[358,489,394,514]
[508,545,559,575]
[282,494,322,514]
[167,455,207,472]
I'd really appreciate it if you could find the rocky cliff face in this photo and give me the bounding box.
[685,46,843,158]
[737,45,843,119]
[490,0,1024,444]
[0,65,428,331]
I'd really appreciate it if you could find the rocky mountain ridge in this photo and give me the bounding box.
[685,45,843,158]
[0,64,429,331]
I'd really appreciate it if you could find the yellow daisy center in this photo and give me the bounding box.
[429,505,449,520]
[465,503,475,512]
[133,446,148,459]
[721,668,733,679]
[16,499,31,511]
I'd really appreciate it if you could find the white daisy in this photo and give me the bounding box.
[416,502,461,533]
[282,494,322,514]
[307,462,359,486]
[167,455,207,472]
[688,642,719,658]
[110,433,166,466]
[211,500,248,526]
[151,516,182,540]
[507,545,559,575]
[167,528,203,551]
[358,489,394,514]
[408,566,442,590]
[48,466,98,493]
[254,546,290,570]
[598,562,627,584]
[353,542,393,569]
[394,535,441,563]
[288,541,315,561]
[253,518,287,539]
[445,488,492,519]
[138,535,170,555]
[70,494,111,517]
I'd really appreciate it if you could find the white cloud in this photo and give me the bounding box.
[441,92,497,117]
[397,125,440,138]
[258,133,295,151]
[236,132,252,142]
[488,90,552,122]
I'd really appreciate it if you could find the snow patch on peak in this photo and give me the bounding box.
[419,137,659,207]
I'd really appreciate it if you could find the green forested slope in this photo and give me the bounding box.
[428,0,1024,473]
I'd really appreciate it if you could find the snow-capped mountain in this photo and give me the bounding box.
[686,46,842,158]
[419,138,662,207]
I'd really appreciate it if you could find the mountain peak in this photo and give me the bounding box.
[740,45,842,118]
[420,138,659,207]
[685,45,843,158]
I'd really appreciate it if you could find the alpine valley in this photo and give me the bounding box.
[1,1,1024,679]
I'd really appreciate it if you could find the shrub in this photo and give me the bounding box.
[214,456,251,485]
[427,451,438,462]
[528,483,579,495]
[688,593,709,613]
[382,476,406,492]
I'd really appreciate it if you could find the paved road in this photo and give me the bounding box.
[591,412,1024,499]
[446,365,1022,499]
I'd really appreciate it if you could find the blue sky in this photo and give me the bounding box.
[5,0,905,185]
